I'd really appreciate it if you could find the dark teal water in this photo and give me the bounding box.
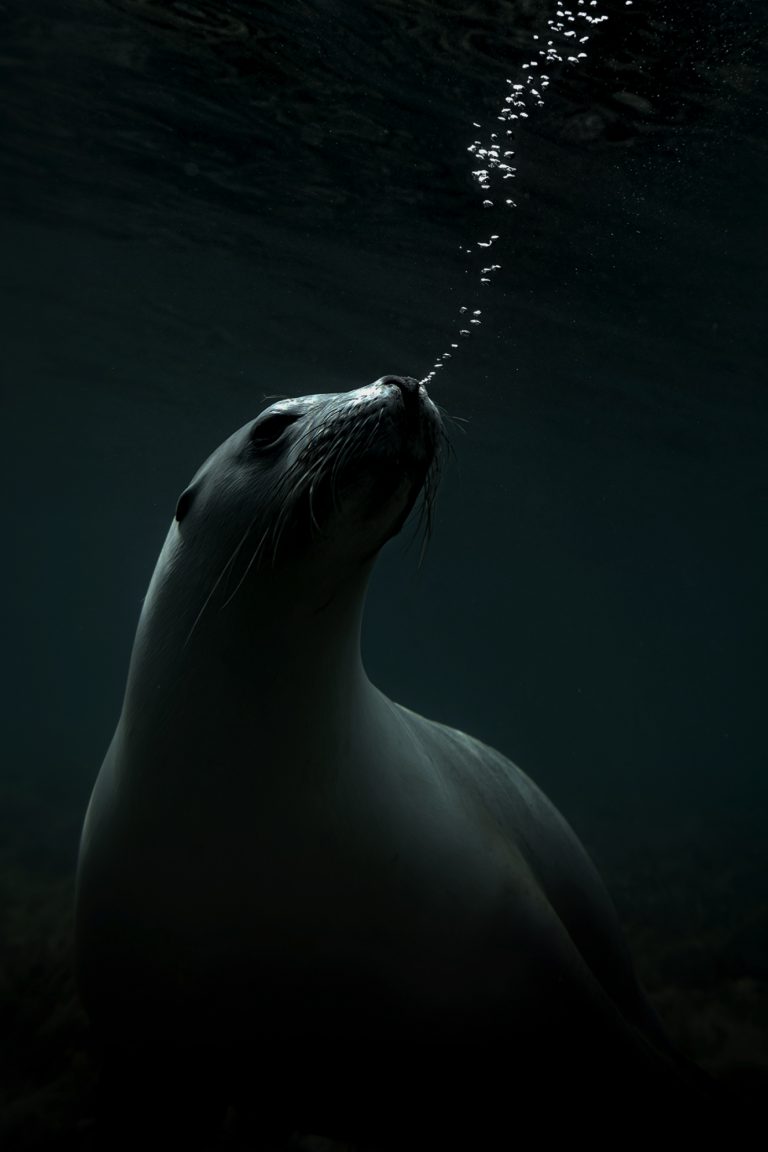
[1,1,766,1146]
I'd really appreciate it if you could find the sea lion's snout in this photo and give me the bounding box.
[378,374,420,404]
[296,376,443,554]
[371,375,442,453]
[376,374,429,419]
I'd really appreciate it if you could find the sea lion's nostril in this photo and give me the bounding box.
[396,376,419,398]
[380,375,420,406]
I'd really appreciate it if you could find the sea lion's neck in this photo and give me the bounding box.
[227,566,372,716]
[121,554,377,783]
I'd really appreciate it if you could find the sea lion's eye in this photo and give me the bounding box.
[249,411,299,448]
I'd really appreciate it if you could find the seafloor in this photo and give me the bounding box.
[2,797,766,1149]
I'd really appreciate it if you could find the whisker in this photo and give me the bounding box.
[184,522,257,647]
[272,457,326,563]
[222,522,273,608]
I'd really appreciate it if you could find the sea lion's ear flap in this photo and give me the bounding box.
[175,486,196,524]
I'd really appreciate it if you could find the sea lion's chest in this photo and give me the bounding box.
[81,703,550,1019]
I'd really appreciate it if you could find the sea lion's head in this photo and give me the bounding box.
[167,377,444,629]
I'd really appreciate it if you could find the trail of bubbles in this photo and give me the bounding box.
[419,0,614,387]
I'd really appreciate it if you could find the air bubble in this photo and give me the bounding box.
[418,0,608,386]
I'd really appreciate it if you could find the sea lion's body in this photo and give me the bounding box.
[76,378,705,1147]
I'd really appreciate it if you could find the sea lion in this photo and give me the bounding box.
[75,375,708,1148]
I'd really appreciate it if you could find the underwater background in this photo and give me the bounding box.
[1,0,766,1146]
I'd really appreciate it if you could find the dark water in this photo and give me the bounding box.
[1,0,767,1146]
